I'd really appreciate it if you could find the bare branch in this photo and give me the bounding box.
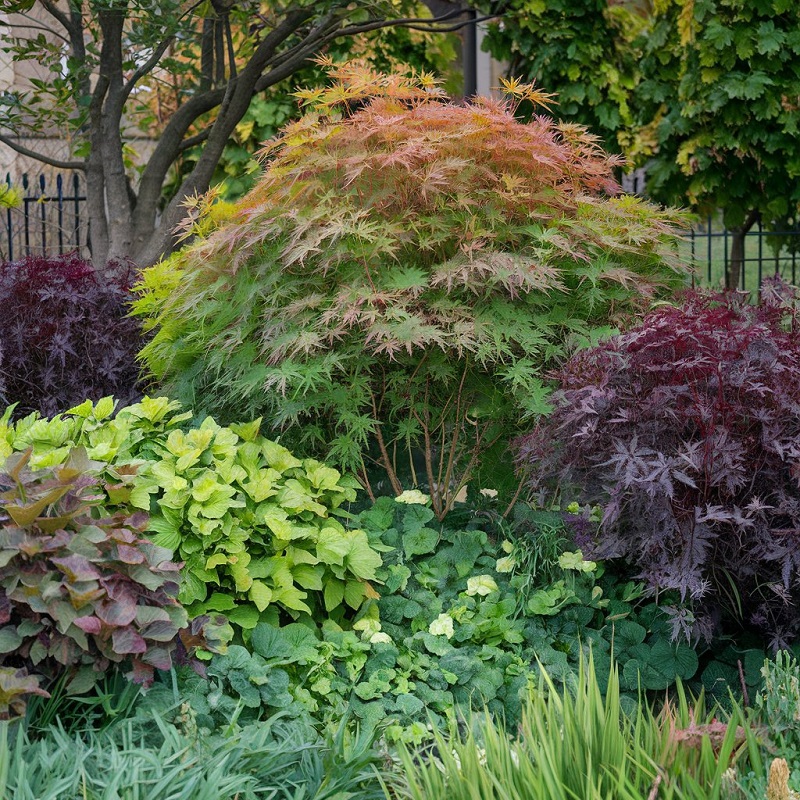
[331,12,497,40]
[177,128,212,152]
[122,35,177,103]
[39,0,72,33]
[0,16,70,45]
[404,14,498,33]
[122,0,209,101]
[0,133,85,171]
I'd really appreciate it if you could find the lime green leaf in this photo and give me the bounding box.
[324,578,345,611]
[249,580,273,612]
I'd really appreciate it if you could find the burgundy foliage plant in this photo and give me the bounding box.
[0,253,144,418]
[0,448,191,716]
[518,280,800,647]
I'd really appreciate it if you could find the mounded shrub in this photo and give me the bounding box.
[133,63,690,518]
[0,448,192,717]
[518,281,800,647]
[0,253,144,419]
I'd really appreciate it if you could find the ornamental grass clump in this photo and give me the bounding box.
[518,281,800,647]
[135,62,690,518]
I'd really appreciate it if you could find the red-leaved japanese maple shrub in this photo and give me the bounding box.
[0,253,145,418]
[518,280,800,648]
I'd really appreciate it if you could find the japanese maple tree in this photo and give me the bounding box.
[135,64,690,518]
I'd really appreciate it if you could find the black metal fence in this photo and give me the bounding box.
[1,173,89,262]
[687,216,800,291]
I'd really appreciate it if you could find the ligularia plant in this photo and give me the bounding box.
[134,61,690,518]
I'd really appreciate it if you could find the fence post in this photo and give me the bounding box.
[57,174,64,253]
[72,173,82,253]
[22,173,30,256]
[4,173,12,262]
[39,174,47,254]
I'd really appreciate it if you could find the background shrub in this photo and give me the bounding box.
[133,63,690,518]
[518,284,800,647]
[0,253,144,419]
[0,449,191,717]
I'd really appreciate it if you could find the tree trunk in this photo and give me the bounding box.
[726,210,760,290]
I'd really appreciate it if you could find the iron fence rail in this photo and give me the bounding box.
[2,173,89,262]
[688,216,800,291]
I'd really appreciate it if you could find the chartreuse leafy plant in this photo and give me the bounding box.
[0,448,193,719]
[133,62,691,518]
[146,496,701,740]
[0,396,381,637]
[519,285,800,647]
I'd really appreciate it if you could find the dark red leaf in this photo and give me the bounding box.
[111,627,148,654]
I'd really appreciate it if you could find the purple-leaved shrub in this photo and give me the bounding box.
[518,280,800,647]
[0,253,144,418]
[0,448,200,717]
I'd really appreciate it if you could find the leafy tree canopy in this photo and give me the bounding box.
[633,0,800,286]
[133,64,689,518]
[0,0,471,266]
[477,0,649,152]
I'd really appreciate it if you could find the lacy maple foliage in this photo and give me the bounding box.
[135,63,690,517]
